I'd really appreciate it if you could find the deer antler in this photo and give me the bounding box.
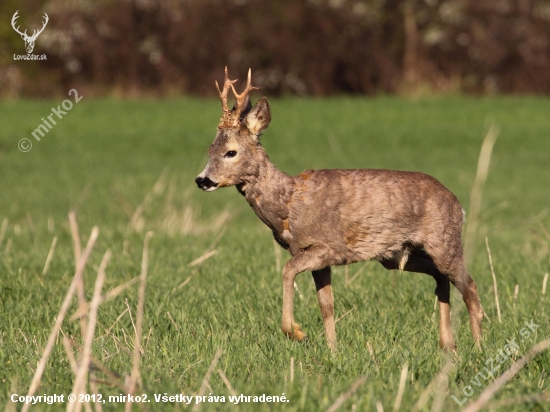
[216,67,258,129]
[11,11,28,38]
[230,68,259,121]
[216,66,237,128]
[29,13,49,41]
[11,11,48,40]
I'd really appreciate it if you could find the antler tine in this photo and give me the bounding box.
[34,13,49,38]
[230,68,259,119]
[215,66,237,120]
[11,11,27,37]
[28,13,48,40]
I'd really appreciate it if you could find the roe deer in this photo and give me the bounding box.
[195,67,483,351]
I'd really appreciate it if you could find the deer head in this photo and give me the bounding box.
[196,67,271,191]
[11,11,49,54]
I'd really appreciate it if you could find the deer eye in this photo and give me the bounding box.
[224,150,237,158]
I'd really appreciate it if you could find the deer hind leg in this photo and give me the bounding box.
[379,250,455,351]
[425,246,484,349]
[312,267,336,351]
[281,245,333,344]
[450,269,483,348]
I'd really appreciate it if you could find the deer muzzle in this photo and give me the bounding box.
[195,175,218,191]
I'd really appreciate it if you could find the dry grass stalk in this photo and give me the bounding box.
[204,210,232,235]
[130,168,169,232]
[290,357,295,383]
[70,276,141,322]
[101,276,141,303]
[429,357,454,412]
[125,299,138,344]
[167,311,179,331]
[121,328,131,349]
[42,236,58,275]
[193,348,223,412]
[22,226,99,412]
[52,271,69,295]
[126,232,153,412]
[171,205,231,237]
[393,364,408,412]
[217,369,237,397]
[366,341,380,374]
[89,372,103,412]
[68,337,127,392]
[326,375,367,412]
[95,317,132,355]
[480,200,509,222]
[336,306,356,324]
[454,145,499,346]
[69,212,82,267]
[70,250,110,412]
[188,250,217,267]
[345,262,369,287]
[539,221,550,243]
[70,213,90,343]
[0,217,9,248]
[187,227,226,267]
[62,335,79,375]
[411,361,453,412]
[4,238,12,255]
[18,328,28,345]
[543,273,548,295]
[464,124,499,267]
[513,284,519,310]
[485,237,502,323]
[181,359,204,377]
[376,401,384,412]
[145,327,153,349]
[173,274,193,292]
[159,180,232,237]
[463,338,550,412]
[63,335,94,412]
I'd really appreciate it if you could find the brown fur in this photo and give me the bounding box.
[196,81,483,352]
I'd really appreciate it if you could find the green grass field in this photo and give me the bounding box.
[0,96,549,411]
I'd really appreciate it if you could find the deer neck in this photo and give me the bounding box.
[236,153,294,241]
[238,154,293,200]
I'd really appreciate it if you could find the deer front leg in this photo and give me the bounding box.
[281,270,307,342]
[281,245,332,343]
[312,267,336,351]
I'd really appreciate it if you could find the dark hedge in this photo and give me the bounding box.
[2,0,550,97]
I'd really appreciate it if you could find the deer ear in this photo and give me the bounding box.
[245,97,271,137]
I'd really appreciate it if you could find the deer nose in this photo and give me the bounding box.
[195,176,217,190]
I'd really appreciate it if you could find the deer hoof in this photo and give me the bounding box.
[282,323,308,342]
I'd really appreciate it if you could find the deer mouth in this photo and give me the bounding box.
[195,176,219,191]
